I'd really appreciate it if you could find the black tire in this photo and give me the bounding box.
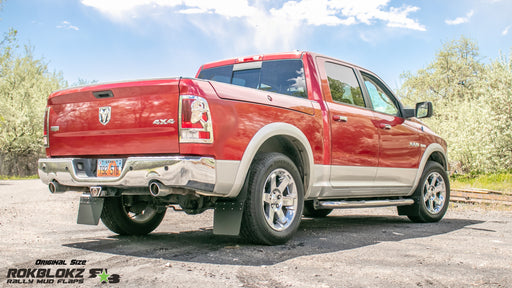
[303,200,332,218]
[100,196,166,235]
[398,161,450,223]
[240,153,304,245]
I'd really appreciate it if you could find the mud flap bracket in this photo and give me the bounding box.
[77,193,104,225]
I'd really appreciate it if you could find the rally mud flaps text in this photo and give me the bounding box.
[6,259,120,285]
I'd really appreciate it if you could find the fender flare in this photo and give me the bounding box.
[409,143,448,195]
[220,122,315,198]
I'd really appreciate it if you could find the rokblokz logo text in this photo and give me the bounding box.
[6,259,120,285]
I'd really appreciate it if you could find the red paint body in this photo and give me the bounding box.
[45,52,446,170]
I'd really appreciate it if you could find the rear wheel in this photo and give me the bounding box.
[240,153,304,245]
[101,196,166,235]
[398,161,450,222]
[303,201,332,218]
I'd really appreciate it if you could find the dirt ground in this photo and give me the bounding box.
[1,179,511,287]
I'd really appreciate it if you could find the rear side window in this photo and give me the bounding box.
[197,59,307,98]
[232,68,260,88]
[324,62,365,107]
[197,65,232,84]
[259,60,306,98]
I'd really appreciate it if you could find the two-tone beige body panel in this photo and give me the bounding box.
[217,122,447,200]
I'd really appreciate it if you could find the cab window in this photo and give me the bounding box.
[197,59,307,98]
[362,75,399,116]
[324,62,365,107]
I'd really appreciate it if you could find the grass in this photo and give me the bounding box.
[451,171,512,193]
[0,175,39,180]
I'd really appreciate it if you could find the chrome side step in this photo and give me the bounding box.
[316,198,414,209]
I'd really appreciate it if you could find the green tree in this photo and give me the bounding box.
[399,36,512,174]
[0,29,66,176]
[478,53,512,171]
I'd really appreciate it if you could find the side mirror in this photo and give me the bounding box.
[416,101,433,118]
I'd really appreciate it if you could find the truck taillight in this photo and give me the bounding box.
[179,95,213,143]
[43,107,50,148]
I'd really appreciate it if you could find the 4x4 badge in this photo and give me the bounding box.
[99,106,111,125]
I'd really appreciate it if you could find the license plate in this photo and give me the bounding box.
[97,159,123,177]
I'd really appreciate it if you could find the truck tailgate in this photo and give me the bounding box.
[46,79,180,157]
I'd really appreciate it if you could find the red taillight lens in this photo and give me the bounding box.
[179,95,213,143]
[180,98,206,129]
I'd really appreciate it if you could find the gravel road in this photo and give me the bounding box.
[1,179,511,287]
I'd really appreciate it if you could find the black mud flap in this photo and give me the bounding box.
[77,194,104,225]
[213,201,245,235]
[213,185,247,236]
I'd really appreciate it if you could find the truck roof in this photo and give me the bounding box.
[197,51,372,80]
[199,51,305,71]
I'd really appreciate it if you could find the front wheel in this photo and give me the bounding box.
[100,196,166,235]
[240,153,304,245]
[398,161,450,222]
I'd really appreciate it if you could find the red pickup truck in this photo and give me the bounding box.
[38,51,449,245]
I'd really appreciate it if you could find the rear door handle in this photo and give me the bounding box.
[333,115,348,122]
[380,124,392,130]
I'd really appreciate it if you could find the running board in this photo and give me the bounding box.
[316,198,414,209]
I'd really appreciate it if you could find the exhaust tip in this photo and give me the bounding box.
[149,181,173,197]
[149,181,161,197]
[49,181,57,193]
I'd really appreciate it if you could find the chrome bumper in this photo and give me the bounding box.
[38,156,216,194]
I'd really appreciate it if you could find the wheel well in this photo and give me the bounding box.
[428,151,447,170]
[255,136,309,192]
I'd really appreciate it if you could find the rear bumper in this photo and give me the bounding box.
[38,156,216,194]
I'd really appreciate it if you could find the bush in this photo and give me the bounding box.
[0,29,66,176]
[399,36,512,174]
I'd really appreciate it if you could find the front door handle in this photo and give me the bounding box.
[333,115,348,122]
[380,123,392,130]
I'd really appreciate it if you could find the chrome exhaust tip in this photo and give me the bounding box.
[149,181,160,196]
[149,181,172,197]
[49,181,57,193]
[48,180,88,194]
[48,180,66,194]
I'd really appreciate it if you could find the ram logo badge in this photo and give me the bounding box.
[99,106,111,125]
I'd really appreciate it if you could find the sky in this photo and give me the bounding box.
[1,0,511,90]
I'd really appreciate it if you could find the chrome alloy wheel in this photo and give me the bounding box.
[261,168,298,231]
[121,199,158,224]
[422,171,446,214]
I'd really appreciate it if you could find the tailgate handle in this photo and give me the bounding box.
[93,90,114,99]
